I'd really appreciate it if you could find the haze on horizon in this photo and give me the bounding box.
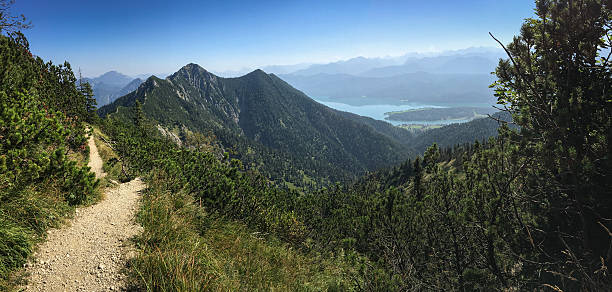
[15,0,535,77]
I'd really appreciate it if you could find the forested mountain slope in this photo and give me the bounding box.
[100,64,412,183]
[410,111,513,153]
[4,1,609,290]
[333,110,414,144]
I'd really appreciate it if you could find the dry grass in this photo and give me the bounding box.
[130,182,353,291]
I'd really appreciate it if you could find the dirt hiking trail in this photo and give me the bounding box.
[87,134,106,180]
[23,135,145,291]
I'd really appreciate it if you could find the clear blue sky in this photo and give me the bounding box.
[14,0,535,77]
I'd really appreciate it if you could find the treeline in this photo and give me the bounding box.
[0,30,98,288]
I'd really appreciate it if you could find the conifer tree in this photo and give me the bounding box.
[491,0,611,288]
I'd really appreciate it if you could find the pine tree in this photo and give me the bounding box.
[491,0,611,289]
[77,69,98,123]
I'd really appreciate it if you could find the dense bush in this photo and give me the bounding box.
[0,31,98,288]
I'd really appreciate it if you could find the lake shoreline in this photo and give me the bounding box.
[313,98,493,126]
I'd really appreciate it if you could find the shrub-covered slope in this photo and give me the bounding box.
[0,34,98,289]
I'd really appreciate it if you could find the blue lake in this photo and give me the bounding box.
[313,99,472,126]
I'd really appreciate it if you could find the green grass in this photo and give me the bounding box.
[0,180,100,290]
[130,173,355,291]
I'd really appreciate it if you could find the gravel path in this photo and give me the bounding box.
[87,133,106,180]
[23,136,144,291]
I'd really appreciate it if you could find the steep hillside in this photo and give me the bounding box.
[333,110,414,144]
[100,64,412,183]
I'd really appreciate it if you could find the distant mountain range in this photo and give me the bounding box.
[361,54,501,77]
[81,71,172,107]
[91,47,505,107]
[287,56,407,76]
[275,47,505,106]
[279,72,497,106]
[80,71,143,107]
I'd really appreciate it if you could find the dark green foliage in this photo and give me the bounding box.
[289,1,612,290]
[0,33,96,145]
[2,0,607,290]
[334,110,414,144]
[288,136,531,290]
[0,91,97,205]
[489,0,612,289]
[95,1,610,291]
[101,116,305,241]
[102,115,397,290]
[77,79,99,123]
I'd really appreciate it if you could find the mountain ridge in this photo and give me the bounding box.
[100,64,413,183]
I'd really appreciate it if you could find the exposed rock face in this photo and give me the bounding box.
[156,124,182,146]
